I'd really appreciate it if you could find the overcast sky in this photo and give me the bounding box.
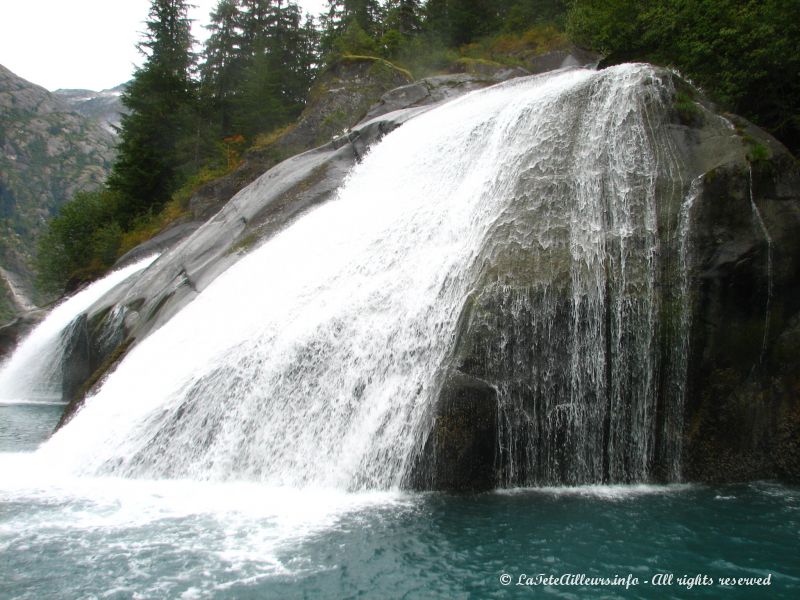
[0,0,329,91]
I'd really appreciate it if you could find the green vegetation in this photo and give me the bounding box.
[35,189,123,295]
[0,280,15,322]
[107,0,198,229]
[674,90,702,126]
[33,0,799,298]
[36,0,315,294]
[567,0,800,156]
[747,143,771,165]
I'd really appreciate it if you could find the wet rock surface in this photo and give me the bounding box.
[437,75,800,486]
[684,139,800,483]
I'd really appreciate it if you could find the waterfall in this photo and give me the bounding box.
[659,176,701,481]
[37,64,694,489]
[748,165,774,362]
[0,255,158,404]
[452,65,693,486]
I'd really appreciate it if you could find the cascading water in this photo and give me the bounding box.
[656,175,701,481]
[38,64,694,489]
[0,255,158,403]
[443,68,694,486]
[749,165,774,362]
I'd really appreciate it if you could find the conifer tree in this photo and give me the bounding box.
[424,0,498,45]
[232,0,317,137]
[385,0,422,35]
[239,0,276,55]
[321,0,383,54]
[201,0,244,137]
[108,0,197,227]
[268,3,317,108]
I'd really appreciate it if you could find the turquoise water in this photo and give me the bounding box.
[1,404,798,599]
[0,402,64,452]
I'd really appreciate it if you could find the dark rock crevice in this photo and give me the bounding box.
[407,370,498,492]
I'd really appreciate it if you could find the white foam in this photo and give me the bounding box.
[0,451,408,579]
[495,484,695,499]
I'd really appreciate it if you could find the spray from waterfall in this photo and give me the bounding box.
[38,65,695,489]
[0,255,158,403]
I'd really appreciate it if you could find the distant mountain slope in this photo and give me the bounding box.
[54,83,127,133]
[0,64,117,320]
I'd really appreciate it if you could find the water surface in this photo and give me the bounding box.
[0,406,797,599]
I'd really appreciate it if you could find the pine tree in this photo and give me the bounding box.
[232,1,318,137]
[108,0,197,227]
[268,4,317,108]
[239,0,277,55]
[385,0,422,35]
[320,0,383,54]
[349,0,384,34]
[201,0,244,137]
[424,0,498,45]
[423,0,451,40]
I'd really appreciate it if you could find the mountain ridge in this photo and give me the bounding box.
[54,84,127,134]
[0,63,118,320]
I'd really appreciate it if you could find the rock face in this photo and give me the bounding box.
[684,137,800,482]
[0,309,44,361]
[419,75,800,490]
[58,305,130,429]
[0,64,116,320]
[52,62,800,490]
[409,371,498,491]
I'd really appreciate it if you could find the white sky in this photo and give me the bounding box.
[0,0,329,91]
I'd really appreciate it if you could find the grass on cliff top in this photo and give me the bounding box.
[117,159,240,257]
[460,25,570,65]
[251,123,296,151]
[383,25,570,79]
[337,54,415,83]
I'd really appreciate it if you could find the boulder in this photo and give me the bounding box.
[683,124,800,482]
[431,70,800,486]
[48,63,800,487]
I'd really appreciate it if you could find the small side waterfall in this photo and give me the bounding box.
[658,176,701,481]
[748,165,774,362]
[0,255,158,403]
[38,65,696,489]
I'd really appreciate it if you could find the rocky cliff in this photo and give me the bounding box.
[0,64,117,320]
[417,76,800,490]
